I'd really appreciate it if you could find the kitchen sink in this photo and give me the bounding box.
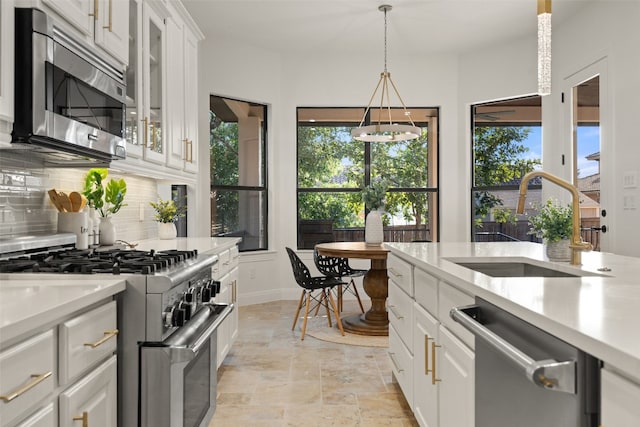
[450,260,599,278]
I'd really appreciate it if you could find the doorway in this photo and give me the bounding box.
[565,58,610,252]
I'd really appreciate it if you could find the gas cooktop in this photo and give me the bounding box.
[0,247,199,275]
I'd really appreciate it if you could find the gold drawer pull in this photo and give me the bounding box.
[431,341,442,385]
[73,411,89,427]
[0,371,52,402]
[102,0,112,31]
[84,329,119,348]
[425,335,431,375]
[88,0,98,20]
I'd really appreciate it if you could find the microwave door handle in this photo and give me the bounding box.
[450,305,576,394]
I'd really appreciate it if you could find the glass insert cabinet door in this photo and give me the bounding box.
[126,0,165,162]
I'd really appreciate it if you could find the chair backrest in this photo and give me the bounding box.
[286,247,314,288]
[313,248,342,278]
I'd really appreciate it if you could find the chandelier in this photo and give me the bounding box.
[537,0,552,95]
[351,5,421,142]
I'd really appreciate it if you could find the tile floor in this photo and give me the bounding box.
[209,300,419,427]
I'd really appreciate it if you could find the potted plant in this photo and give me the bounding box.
[361,179,389,246]
[149,197,185,239]
[527,198,573,261]
[82,168,127,245]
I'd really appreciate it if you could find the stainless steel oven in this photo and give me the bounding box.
[12,8,126,165]
[0,234,232,427]
[140,304,231,427]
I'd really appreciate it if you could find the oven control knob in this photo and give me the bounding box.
[163,305,176,328]
[184,287,196,303]
[179,301,192,321]
[212,280,221,295]
[174,307,186,327]
[202,286,212,303]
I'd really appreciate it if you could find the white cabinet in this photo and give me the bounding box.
[41,0,129,65]
[59,355,117,427]
[438,325,474,427]
[0,330,56,426]
[413,303,439,427]
[388,259,475,427]
[601,367,640,426]
[0,0,14,142]
[124,0,166,163]
[15,402,56,427]
[214,246,239,368]
[165,4,201,174]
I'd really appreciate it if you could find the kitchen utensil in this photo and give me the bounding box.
[58,192,72,213]
[69,191,83,212]
[48,189,65,212]
[79,194,88,211]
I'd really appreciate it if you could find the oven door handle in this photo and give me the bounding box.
[450,305,576,394]
[162,303,234,362]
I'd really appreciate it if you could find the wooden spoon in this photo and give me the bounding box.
[48,189,65,212]
[58,191,72,213]
[69,191,83,212]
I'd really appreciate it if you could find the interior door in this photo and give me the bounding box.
[564,58,611,252]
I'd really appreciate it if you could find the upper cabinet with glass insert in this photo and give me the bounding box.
[41,0,129,65]
[125,0,166,164]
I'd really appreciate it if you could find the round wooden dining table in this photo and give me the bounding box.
[315,242,390,336]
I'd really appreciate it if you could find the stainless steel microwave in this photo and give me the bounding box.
[12,8,126,166]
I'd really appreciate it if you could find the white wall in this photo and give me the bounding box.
[200,1,640,304]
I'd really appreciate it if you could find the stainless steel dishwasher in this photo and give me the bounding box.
[451,297,600,427]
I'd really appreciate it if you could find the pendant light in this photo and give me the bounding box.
[351,5,421,142]
[537,0,552,95]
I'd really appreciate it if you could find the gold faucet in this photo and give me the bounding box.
[516,170,592,265]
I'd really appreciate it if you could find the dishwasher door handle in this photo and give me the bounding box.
[450,305,576,394]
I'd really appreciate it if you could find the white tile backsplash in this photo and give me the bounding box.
[0,151,159,241]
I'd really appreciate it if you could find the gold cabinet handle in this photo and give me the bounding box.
[187,139,193,163]
[89,0,98,20]
[102,0,112,31]
[73,411,89,427]
[431,341,442,385]
[388,267,402,277]
[232,279,237,304]
[0,371,52,402]
[84,329,119,348]
[140,117,149,147]
[424,335,431,375]
[388,305,403,320]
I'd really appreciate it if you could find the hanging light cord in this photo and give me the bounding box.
[383,6,388,73]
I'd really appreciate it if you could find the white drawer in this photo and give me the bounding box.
[414,267,438,317]
[15,401,56,427]
[389,324,413,408]
[229,245,239,268]
[438,282,475,349]
[59,301,117,384]
[388,280,414,350]
[0,330,56,427]
[387,253,413,296]
[215,249,231,278]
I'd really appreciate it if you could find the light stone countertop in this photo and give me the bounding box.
[0,275,126,346]
[384,241,640,381]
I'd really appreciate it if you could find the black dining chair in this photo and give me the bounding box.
[313,248,366,314]
[286,247,346,340]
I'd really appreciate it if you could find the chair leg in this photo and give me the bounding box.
[351,279,365,313]
[292,290,305,331]
[327,289,345,336]
[337,284,343,312]
[322,289,333,328]
[314,292,324,317]
[301,291,311,340]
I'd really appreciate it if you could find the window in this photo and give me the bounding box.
[210,95,267,251]
[471,96,542,242]
[296,107,439,249]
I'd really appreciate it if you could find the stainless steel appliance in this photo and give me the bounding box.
[12,8,126,166]
[0,234,232,427]
[451,298,600,427]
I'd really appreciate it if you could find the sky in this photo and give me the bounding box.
[523,126,600,178]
